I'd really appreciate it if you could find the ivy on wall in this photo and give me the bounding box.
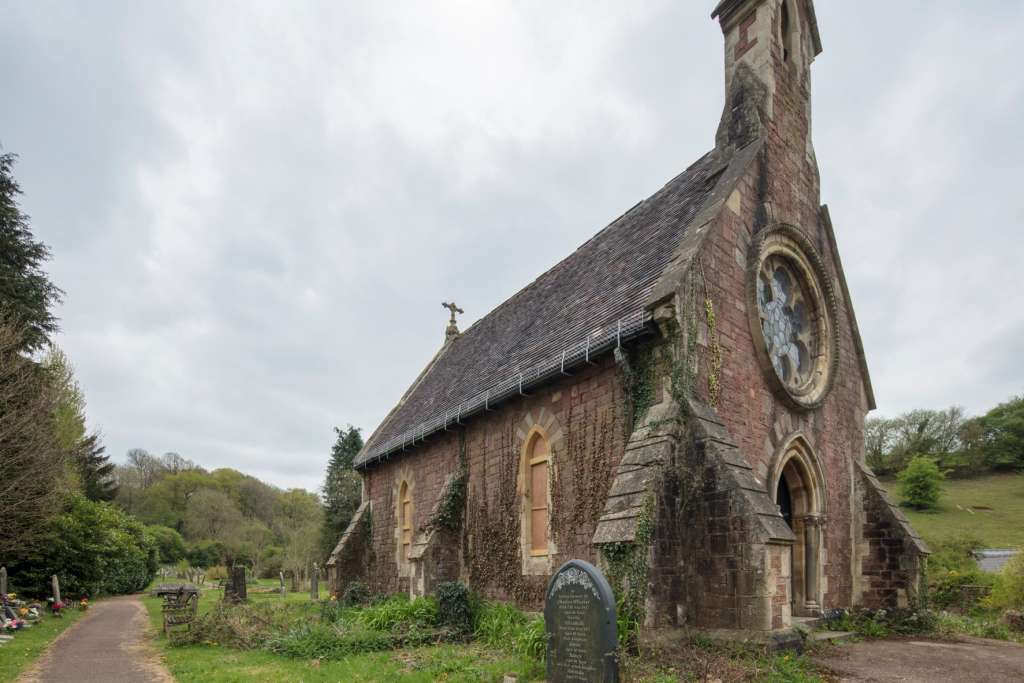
[551,400,623,552]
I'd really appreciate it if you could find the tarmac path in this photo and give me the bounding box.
[20,594,173,683]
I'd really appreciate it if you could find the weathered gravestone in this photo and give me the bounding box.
[51,575,61,604]
[544,560,619,683]
[310,563,319,601]
[224,566,247,603]
[0,566,7,597]
[279,571,286,596]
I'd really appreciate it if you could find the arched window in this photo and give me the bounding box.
[399,481,413,563]
[780,0,796,63]
[525,433,551,556]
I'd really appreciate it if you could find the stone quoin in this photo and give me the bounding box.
[326,0,927,638]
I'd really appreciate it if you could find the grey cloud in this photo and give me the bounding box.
[2,1,1022,490]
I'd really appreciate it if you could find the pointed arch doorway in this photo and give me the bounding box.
[771,438,825,616]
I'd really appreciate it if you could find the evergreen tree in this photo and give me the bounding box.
[0,153,63,353]
[76,432,118,502]
[320,425,363,559]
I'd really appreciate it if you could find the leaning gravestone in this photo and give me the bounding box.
[544,560,619,683]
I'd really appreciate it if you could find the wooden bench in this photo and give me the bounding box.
[161,587,199,637]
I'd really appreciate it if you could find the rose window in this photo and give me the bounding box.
[757,255,818,390]
[747,225,838,410]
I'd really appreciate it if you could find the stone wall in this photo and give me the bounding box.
[854,463,929,608]
[358,354,628,608]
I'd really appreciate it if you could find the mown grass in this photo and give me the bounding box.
[884,472,1024,548]
[142,585,545,682]
[0,608,86,682]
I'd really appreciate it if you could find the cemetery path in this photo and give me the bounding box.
[815,635,1024,682]
[20,594,174,683]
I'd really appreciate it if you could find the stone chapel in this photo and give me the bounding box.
[328,0,928,637]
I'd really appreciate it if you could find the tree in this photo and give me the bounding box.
[43,346,86,451]
[74,432,118,502]
[125,448,165,489]
[0,153,63,353]
[976,395,1024,470]
[898,455,945,511]
[183,487,244,544]
[276,489,323,587]
[0,320,66,559]
[320,425,363,559]
[148,525,187,564]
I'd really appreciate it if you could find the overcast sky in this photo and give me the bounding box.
[3,1,1022,492]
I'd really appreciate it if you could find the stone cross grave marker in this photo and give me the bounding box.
[51,575,61,604]
[544,559,619,683]
[310,563,319,601]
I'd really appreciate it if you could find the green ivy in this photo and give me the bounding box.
[600,494,655,653]
[427,471,468,533]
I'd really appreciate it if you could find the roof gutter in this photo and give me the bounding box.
[355,308,654,470]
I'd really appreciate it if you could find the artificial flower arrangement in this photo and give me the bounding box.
[48,599,65,616]
[1,617,26,631]
[79,597,90,611]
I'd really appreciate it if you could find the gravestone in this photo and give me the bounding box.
[279,571,286,596]
[544,560,618,683]
[51,575,61,604]
[1,566,7,597]
[228,566,247,603]
[310,563,319,601]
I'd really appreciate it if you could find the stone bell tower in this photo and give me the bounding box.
[712,0,824,241]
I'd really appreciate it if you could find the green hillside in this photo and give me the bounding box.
[881,472,1024,549]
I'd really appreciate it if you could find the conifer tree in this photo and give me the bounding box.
[76,432,118,502]
[320,425,363,559]
[0,152,63,353]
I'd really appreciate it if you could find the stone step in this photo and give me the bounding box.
[810,630,856,643]
[792,616,826,631]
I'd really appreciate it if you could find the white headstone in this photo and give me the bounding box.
[51,575,61,604]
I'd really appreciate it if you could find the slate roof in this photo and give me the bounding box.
[355,148,729,469]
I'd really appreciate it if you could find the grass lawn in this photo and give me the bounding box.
[141,583,545,682]
[884,472,1024,548]
[0,608,86,683]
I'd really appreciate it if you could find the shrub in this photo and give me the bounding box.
[827,608,937,637]
[987,552,1024,611]
[898,456,945,510]
[11,495,157,597]
[148,525,187,564]
[930,568,995,611]
[436,581,473,636]
[341,580,370,607]
[928,535,984,574]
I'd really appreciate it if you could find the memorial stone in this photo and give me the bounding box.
[51,575,61,604]
[228,566,247,603]
[310,563,319,601]
[279,571,286,596]
[544,560,618,683]
[0,566,7,597]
